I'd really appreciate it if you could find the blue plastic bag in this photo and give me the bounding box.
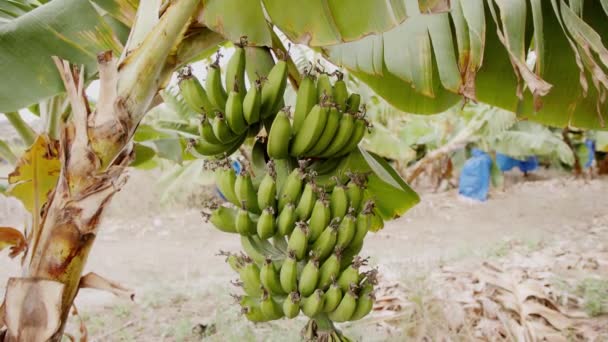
[584,139,595,169]
[215,159,242,201]
[459,149,493,201]
[496,153,538,173]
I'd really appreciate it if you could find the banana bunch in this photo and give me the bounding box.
[267,71,369,160]
[180,43,288,158]
[205,159,383,328]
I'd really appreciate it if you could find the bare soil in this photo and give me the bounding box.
[1,169,607,341]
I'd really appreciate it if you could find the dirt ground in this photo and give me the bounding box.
[1,169,607,341]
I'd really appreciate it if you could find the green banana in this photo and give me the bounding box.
[211,113,237,143]
[306,106,341,156]
[318,253,341,289]
[301,289,324,317]
[352,201,374,247]
[235,170,260,214]
[319,113,355,158]
[295,182,317,221]
[257,207,276,239]
[333,73,348,111]
[293,73,317,133]
[337,257,366,292]
[257,162,277,210]
[280,251,298,293]
[260,258,285,295]
[283,292,301,318]
[206,58,227,109]
[336,210,356,249]
[322,283,343,313]
[317,73,333,102]
[340,241,363,271]
[241,236,267,265]
[298,258,320,297]
[221,251,244,272]
[267,108,292,159]
[215,165,239,206]
[336,117,367,156]
[308,157,342,175]
[277,203,296,236]
[178,68,215,115]
[236,206,256,235]
[189,134,245,157]
[239,261,263,297]
[260,60,287,117]
[225,44,246,98]
[290,105,328,157]
[330,183,348,219]
[346,177,365,213]
[311,219,339,261]
[308,195,331,242]
[240,298,269,323]
[346,93,361,113]
[278,167,305,212]
[260,291,284,320]
[200,116,221,144]
[208,206,238,233]
[243,80,262,124]
[349,292,374,321]
[287,222,309,260]
[225,90,247,134]
[245,46,275,82]
[328,287,357,322]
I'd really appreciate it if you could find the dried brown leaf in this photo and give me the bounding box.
[79,272,134,300]
[0,227,26,258]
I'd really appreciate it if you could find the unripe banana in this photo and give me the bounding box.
[257,207,276,239]
[346,93,361,113]
[333,74,348,111]
[295,182,317,221]
[287,222,309,260]
[267,108,292,159]
[280,252,298,293]
[328,287,357,322]
[239,261,263,297]
[189,134,246,157]
[257,163,277,211]
[306,106,341,157]
[212,113,238,143]
[322,282,343,313]
[317,73,333,102]
[208,206,238,233]
[178,68,215,115]
[260,258,285,295]
[330,183,348,219]
[293,74,317,133]
[225,90,247,134]
[241,300,270,323]
[346,178,364,213]
[200,116,222,144]
[283,292,301,318]
[301,289,324,317]
[336,210,356,249]
[318,253,341,289]
[225,44,246,99]
[278,167,305,212]
[235,170,260,214]
[319,113,355,158]
[222,252,244,272]
[260,291,284,320]
[277,203,296,236]
[337,257,366,292]
[206,58,227,109]
[243,80,262,124]
[245,46,275,82]
[298,258,320,297]
[290,105,328,157]
[340,241,363,271]
[309,196,331,242]
[311,219,339,261]
[241,236,268,265]
[336,117,367,156]
[350,292,375,321]
[261,60,287,117]
[215,165,239,205]
[352,201,374,247]
[236,206,256,235]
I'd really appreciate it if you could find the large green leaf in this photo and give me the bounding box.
[199,0,271,46]
[0,0,122,113]
[263,0,450,46]
[323,0,608,130]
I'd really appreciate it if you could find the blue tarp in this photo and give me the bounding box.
[496,153,538,173]
[584,139,595,169]
[458,149,493,201]
[216,159,242,201]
